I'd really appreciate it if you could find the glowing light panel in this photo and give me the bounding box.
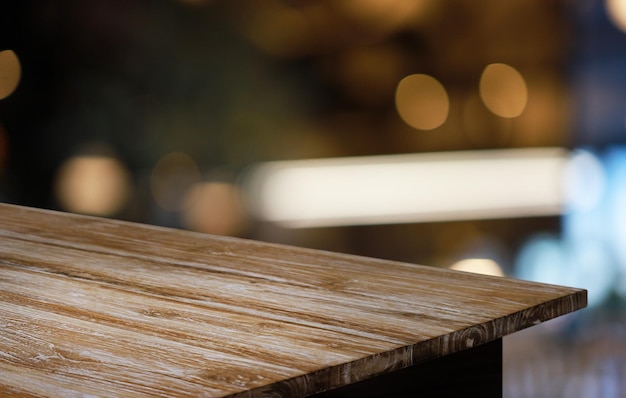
[244,148,569,227]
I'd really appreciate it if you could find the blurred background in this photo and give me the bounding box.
[0,0,625,396]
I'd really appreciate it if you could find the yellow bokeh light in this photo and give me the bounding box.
[0,50,21,100]
[606,0,626,32]
[151,152,201,212]
[395,74,449,130]
[182,182,246,236]
[449,258,504,277]
[55,155,131,216]
[479,63,528,118]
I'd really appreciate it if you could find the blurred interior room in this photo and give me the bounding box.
[1,0,625,396]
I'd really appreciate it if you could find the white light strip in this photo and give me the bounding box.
[242,148,570,228]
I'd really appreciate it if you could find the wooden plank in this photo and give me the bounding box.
[0,204,586,397]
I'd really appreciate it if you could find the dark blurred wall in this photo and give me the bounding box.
[0,0,570,267]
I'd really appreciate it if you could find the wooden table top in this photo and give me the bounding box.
[0,204,586,397]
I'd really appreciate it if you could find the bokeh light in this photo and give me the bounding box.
[565,239,615,307]
[479,63,528,118]
[606,0,626,33]
[562,149,606,213]
[604,148,626,297]
[395,74,449,130]
[55,150,131,216]
[516,235,567,287]
[150,152,201,212]
[182,181,246,236]
[0,50,21,100]
[449,258,504,277]
[516,234,614,308]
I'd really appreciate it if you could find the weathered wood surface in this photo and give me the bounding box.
[0,204,586,397]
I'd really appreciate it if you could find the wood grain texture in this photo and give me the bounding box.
[0,204,586,397]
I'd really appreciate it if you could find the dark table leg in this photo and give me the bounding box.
[313,338,502,398]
